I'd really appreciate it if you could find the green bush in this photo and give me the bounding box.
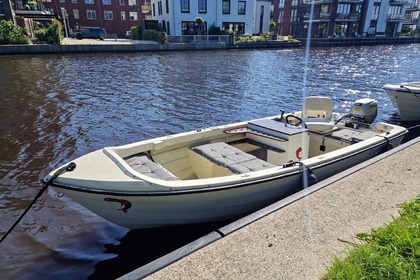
[143,29,166,44]
[130,25,142,40]
[34,19,63,45]
[208,23,221,35]
[0,20,31,45]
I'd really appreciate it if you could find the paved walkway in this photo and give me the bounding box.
[120,137,420,280]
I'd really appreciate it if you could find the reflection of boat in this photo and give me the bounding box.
[382,82,420,121]
[43,97,407,229]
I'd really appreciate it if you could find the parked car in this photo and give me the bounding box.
[72,28,106,40]
[125,31,131,39]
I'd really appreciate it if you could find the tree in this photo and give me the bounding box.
[269,21,276,33]
[195,17,204,35]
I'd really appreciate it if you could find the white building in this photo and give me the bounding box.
[361,0,409,37]
[149,0,273,35]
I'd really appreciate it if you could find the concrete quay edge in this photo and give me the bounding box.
[119,136,420,280]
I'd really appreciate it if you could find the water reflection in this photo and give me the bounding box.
[0,44,419,279]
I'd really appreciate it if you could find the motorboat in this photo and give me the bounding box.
[382,82,420,121]
[43,96,407,229]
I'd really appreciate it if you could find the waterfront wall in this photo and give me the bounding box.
[301,36,420,47]
[0,42,227,55]
[0,36,419,55]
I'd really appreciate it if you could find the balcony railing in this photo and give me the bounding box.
[303,12,331,21]
[406,3,420,10]
[389,0,410,5]
[335,13,360,21]
[387,14,406,21]
[337,0,363,3]
[304,0,333,4]
[403,14,420,23]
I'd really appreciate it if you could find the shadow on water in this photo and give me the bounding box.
[89,220,235,280]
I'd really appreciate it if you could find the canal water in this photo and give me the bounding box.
[0,44,419,279]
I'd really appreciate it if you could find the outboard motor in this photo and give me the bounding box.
[347,98,378,128]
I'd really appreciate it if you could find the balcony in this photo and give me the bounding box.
[335,13,360,21]
[387,14,406,21]
[389,0,410,5]
[304,0,333,4]
[337,0,363,3]
[403,14,420,24]
[303,12,331,22]
[406,3,420,11]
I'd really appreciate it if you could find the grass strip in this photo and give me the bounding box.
[322,195,420,280]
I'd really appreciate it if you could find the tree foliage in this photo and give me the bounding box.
[34,19,63,45]
[0,20,31,45]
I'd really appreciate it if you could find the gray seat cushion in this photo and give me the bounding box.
[124,154,179,181]
[192,142,275,174]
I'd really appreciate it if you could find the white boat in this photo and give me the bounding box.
[43,97,407,229]
[382,82,420,121]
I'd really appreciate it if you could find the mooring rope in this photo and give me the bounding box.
[0,162,76,244]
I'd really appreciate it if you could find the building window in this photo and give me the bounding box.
[238,1,245,15]
[181,21,207,35]
[222,0,230,14]
[291,9,297,22]
[158,1,162,15]
[128,0,136,6]
[180,0,189,13]
[129,11,138,20]
[337,4,351,16]
[119,0,124,4]
[85,0,94,4]
[104,10,113,20]
[279,0,284,9]
[103,0,111,4]
[198,0,206,13]
[73,9,79,19]
[121,11,126,20]
[87,9,96,19]
[371,4,380,20]
[71,0,77,3]
[152,3,155,16]
[165,0,169,13]
[60,0,65,3]
[221,22,244,34]
[278,10,283,23]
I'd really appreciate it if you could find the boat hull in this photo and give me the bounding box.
[382,82,420,121]
[50,133,405,229]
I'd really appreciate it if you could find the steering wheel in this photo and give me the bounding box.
[286,115,304,127]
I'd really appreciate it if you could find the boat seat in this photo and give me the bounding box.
[303,96,335,133]
[304,117,335,133]
[192,142,275,174]
[124,153,179,181]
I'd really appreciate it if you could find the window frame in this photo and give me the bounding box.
[180,0,190,13]
[238,1,246,15]
[86,9,96,19]
[222,0,230,14]
[198,0,206,13]
[104,10,113,20]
